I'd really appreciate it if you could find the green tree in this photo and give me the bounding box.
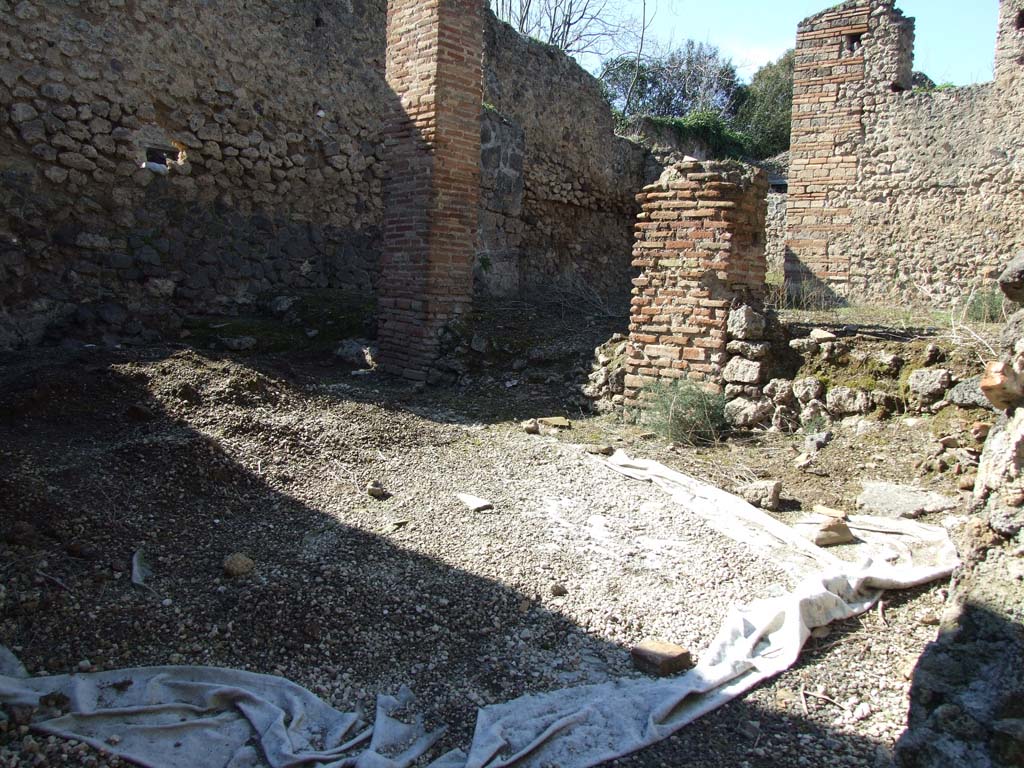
[733,49,795,160]
[601,41,742,120]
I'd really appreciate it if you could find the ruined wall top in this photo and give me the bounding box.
[796,0,913,95]
[801,0,1024,94]
[786,0,1024,306]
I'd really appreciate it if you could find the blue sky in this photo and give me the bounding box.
[594,0,999,85]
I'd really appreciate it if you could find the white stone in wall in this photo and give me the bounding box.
[722,357,763,385]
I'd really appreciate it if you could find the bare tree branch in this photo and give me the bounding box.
[490,0,638,58]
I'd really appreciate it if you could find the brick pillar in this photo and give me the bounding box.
[624,161,767,407]
[378,0,483,380]
[785,1,913,300]
[785,2,870,294]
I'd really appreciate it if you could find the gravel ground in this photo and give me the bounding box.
[0,343,972,767]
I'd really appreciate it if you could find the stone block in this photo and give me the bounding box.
[772,404,800,433]
[799,399,831,428]
[725,397,774,429]
[998,252,1024,303]
[9,102,37,123]
[727,305,766,341]
[826,386,871,416]
[726,340,770,359]
[981,361,1024,411]
[739,480,782,511]
[58,151,97,171]
[792,376,824,403]
[810,517,854,547]
[949,376,995,411]
[722,357,762,385]
[789,338,820,356]
[908,368,953,403]
[856,482,958,519]
[764,378,795,406]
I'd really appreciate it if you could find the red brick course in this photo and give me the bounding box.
[378,0,483,380]
[785,3,871,289]
[624,162,768,407]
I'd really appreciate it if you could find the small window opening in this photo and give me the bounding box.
[844,33,864,56]
[141,142,185,175]
[1016,10,1024,30]
[314,15,324,27]
[146,147,169,166]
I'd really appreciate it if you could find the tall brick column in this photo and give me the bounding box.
[785,2,871,291]
[785,0,912,297]
[378,0,483,380]
[624,161,768,407]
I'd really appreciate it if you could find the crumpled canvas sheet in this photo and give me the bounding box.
[0,452,960,768]
[602,452,958,584]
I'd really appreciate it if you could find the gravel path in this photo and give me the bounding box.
[0,347,959,767]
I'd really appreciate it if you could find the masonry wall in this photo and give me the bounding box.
[786,0,1024,306]
[624,161,768,407]
[477,109,526,296]
[766,192,788,274]
[0,0,388,348]
[0,1,649,349]
[482,16,648,299]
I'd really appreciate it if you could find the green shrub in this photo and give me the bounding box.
[642,379,728,445]
[646,111,752,160]
[763,275,841,312]
[764,270,787,311]
[801,412,827,435]
[964,290,1007,324]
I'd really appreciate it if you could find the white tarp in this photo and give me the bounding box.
[0,452,960,768]
[602,452,958,585]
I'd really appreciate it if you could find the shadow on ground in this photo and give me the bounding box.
[897,602,1024,766]
[0,344,930,766]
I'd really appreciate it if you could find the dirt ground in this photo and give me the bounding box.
[0,309,994,768]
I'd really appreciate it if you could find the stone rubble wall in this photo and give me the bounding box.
[844,82,1024,304]
[482,15,648,299]
[786,0,1024,307]
[766,192,787,275]
[0,2,649,349]
[894,255,1024,768]
[0,0,389,348]
[477,109,526,297]
[620,117,717,186]
[623,160,768,408]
